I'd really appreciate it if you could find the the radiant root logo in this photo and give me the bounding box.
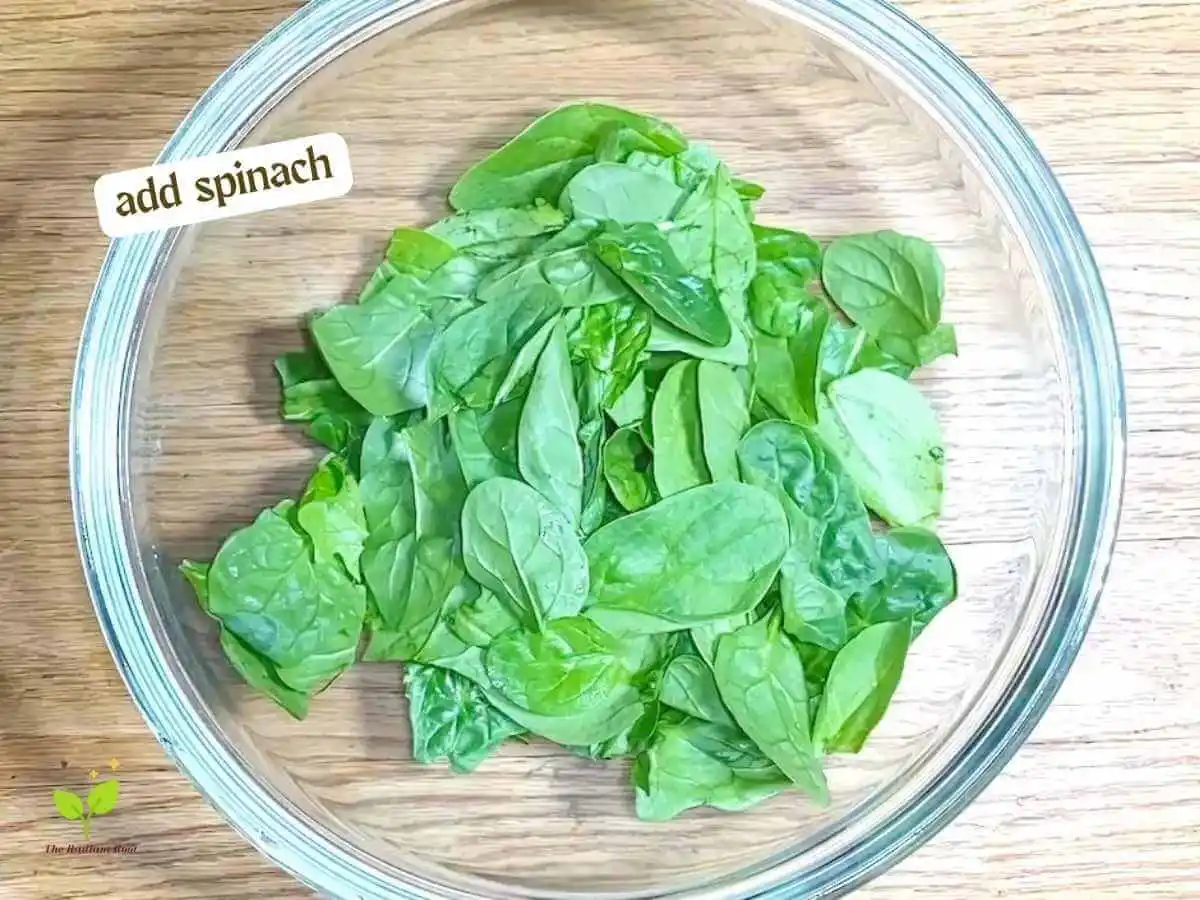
[53,760,121,840]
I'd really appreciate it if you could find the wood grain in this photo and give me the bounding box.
[0,0,1197,897]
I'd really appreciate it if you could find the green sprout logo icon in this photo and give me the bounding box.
[53,760,120,840]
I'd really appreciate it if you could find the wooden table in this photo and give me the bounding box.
[0,0,1196,896]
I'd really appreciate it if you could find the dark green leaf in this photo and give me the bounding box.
[274,348,372,458]
[592,221,730,347]
[405,663,523,773]
[850,528,957,635]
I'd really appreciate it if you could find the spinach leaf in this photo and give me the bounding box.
[568,299,653,409]
[667,164,756,316]
[696,360,750,482]
[650,360,710,497]
[461,478,589,630]
[274,349,372,458]
[661,655,736,726]
[405,663,523,773]
[450,102,688,211]
[585,483,789,632]
[779,563,847,652]
[485,616,633,716]
[691,613,753,668]
[850,528,956,636]
[219,628,312,720]
[595,123,668,163]
[753,304,830,426]
[295,455,368,576]
[592,221,730,347]
[574,363,610,537]
[310,298,436,418]
[427,201,567,258]
[712,613,828,802]
[492,314,560,408]
[518,320,584,523]
[737,421,881,598]
[647,316,751,366]
[562,163,684,224]
[914,323,959,366]
[386,227,457,273]
[607,370,647,428]
[634,716,788,821]
[813,619,911,754]
[180,560,211,613]
[207,501,365,685]
[748,225,823,338]
[448,398,523,489]
[426,285,562,418]
[822,231,945,366]
[603,426,655,513]
[449,589,522,648]
[816,369,945,527]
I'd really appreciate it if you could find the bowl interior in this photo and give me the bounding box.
[128,0,1066,895]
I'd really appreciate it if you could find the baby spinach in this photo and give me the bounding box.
[405,663,523,773]
[426,285,562,417]
[518,320,583,523]
[813,619,911,754]
[650,360,710,497]
[696,360,750,483]
[851,528,957,636]
[450,102,687,211]
[485,616,633,717]
[214,100,960,820]
[562,163,684,224]
[713,613,828,803]
[816,369,945,527]
[585,483,789,632]
[461,478,589,630]
[822,230,945,366]
[603,426,655,513]
[592,222,731,347]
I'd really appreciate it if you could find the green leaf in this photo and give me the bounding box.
[405,663,523,773]
[753,304,830,426]
[822,231,945,365]
[179,560,210,613]
[427,285,562,418]
[913,323,958,366]
[603,426,655,513]
[296,454,368,576]
[737,421,882,598]
[696,360,750,482]
[87,779,120,817]
[748,226,823,338]
[585,483,789,632]
[607,371,647,428]
[646,316,751,366]
[218,628,312,719]
[651,360,710,497]
[274,348,373,457]
[660,655,735,726]
[450,102,688,211]
[208,502,365,680]
[813,619,911,753]
[492,314,560,409]
[310,298,436,418]
[592,221,730,347]
[448,399,523,489]
[485,616,634,716]
[461,478,589,630]
[574,364,611,537]
[518,320,584,524]
[667,164,756,316]
[428,201,567,258]
[713,613,828,802]
[690,613,753,668]
[850,528,957,636]
[53,790,84,821]
[568,299,653,410]
[562,163,684,223]
[779,564,848,652]
[634,717,788,821]
[449,589,523,648]
[385,227,457,273]
[816,369,945,526]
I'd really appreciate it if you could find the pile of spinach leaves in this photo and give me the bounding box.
[183,102,958,819]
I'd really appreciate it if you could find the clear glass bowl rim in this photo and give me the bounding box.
[70,0,1127,897]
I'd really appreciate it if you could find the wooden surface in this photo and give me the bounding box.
[0,0,1197,897]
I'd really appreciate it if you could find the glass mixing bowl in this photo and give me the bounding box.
[71,0,1125,896]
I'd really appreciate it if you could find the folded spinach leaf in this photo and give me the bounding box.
[850,528,957,636]
[450,102,687,211]
[405,662,524,773]
[274,348,372,459]
[603,426,655,513]
[813,619,911,754]
[660,654,736,727]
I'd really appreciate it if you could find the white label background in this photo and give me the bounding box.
[94,133,353,238]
